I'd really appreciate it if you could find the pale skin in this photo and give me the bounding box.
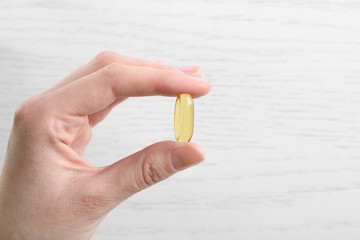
[0,51,212,240]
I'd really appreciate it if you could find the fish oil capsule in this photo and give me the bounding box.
[174,94,194,142]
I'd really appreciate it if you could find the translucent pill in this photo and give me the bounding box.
[174,94,194,142]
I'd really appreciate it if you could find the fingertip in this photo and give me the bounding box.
[179,75,212,98]
[187,142,205,160]
[170,142,205,171]
[194,82,212,99]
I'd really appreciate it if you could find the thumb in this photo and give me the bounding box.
[94,141,204,208]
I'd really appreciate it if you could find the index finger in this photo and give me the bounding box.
[50,63,212,116]
[48,51,186,92]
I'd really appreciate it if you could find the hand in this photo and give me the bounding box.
[0,51,211,240]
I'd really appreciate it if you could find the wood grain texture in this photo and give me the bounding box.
[1,0,360,239]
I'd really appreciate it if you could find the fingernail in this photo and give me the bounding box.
[171,144,205,171]
[177,65,202,77]
[190,76,213,87]
[177,65,200,73]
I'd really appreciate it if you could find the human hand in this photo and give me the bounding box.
[0,51,211,239]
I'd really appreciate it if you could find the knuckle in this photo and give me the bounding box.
[97,63,125,97]
[98,62,123,78]
[13,96,54,144]
[147,68,164,92]
[14,102,29,124]
[14,97,42,125]
[91,50,118,68]
[140,155,164,188]
[153,69,173,94]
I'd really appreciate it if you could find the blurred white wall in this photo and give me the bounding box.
[1,1,360,239]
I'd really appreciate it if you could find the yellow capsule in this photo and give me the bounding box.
[174,94,194,142]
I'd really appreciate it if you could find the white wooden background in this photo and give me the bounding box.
[1,0,360,239]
